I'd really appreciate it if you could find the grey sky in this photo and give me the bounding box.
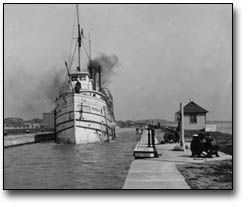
[4,4,232,121]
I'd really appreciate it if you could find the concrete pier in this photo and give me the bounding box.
[123,130,232,189]
[4,131,55,148]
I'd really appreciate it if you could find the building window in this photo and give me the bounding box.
[190,115,197,123]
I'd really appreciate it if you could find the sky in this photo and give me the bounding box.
[4,4,232,121]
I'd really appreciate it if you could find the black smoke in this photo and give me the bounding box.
[88,54,119,87]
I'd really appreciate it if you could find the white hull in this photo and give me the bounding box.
[56,124,110,144]
[55,92,115,144]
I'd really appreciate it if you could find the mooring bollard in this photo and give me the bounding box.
[148,125,151,147]
[151,128,159,157]
[54,109,57,142]
[151,128,155,148]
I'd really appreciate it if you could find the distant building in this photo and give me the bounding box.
[23,121,41,128]
[43,111,54,129]
[4,117,42,129]
[175,101,208,130]
[4,117,24,128]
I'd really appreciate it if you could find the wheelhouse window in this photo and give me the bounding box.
[190,114,197,123]
[79,75,86,81]
[71,76,78,81]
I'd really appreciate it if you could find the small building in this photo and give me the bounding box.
[175,101,208,130]
[23,122,33,128]
[23,122,41,128]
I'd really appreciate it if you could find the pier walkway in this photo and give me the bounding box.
[133,128,158,158]
[123,130,232,189]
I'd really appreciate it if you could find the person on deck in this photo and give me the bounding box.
[75,80,81,93]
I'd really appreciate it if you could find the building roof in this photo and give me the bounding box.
[176,101,208,114]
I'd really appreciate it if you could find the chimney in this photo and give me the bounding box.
[93,67,96,91]
[88,64,92,79]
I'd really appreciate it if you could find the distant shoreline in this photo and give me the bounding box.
[207,121,232,123]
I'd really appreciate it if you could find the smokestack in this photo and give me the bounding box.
[88,65,92,79]
[93,67,96,91]
[98,65,101,91]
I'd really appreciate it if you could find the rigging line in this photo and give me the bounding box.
[82,42,90,61]
[67,8,77,63]
[76,5,91,63]
[68,42,78,70]
[76,4,81,70]
[71,8,77,42]
[63,42,77,93]
[65,61,74,92]
[62,75,68,92]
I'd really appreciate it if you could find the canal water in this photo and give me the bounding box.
[4,128,140,189]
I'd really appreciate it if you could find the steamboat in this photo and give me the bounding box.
[55,5,116,144]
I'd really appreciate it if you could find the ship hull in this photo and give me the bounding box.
[55,92,115,144]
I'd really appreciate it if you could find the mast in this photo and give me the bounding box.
[76,4,82,71]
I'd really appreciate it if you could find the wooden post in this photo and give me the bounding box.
[148,125,151,147]
[54,109,57,143]
[180,102,185,150]
[151,128,155,148]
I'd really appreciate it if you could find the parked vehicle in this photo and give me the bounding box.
[163,127,179,143]
[191,133,219,158]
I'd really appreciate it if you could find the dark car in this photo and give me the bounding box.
[191,133,219,158]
